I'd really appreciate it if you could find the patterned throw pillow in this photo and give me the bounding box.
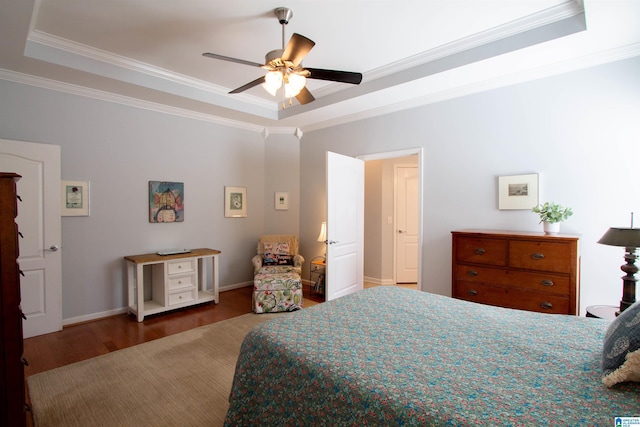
[602,300,640,387]
[263,242,291,265]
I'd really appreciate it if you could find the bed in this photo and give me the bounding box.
[224,286,640,426]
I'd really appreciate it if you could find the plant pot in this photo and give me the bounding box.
[543,221,560,235]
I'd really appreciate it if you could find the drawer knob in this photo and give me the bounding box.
[467,289,478,296]
[540,301,553,309]
[474,248,486,255]
[178,280,182,284]
[178,265,182,269]
[531,252,545,260]
[466,270,478,277]
[540,279,554,286]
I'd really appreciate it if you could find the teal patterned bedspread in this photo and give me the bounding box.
[225,287,640,426]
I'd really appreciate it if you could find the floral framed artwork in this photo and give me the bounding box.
[61,180,90,216]
[275,192,288,210]
[225,186,247,218]
[498,173,539,210]
[149,181,184,223]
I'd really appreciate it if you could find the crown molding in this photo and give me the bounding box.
[0,68,266,134]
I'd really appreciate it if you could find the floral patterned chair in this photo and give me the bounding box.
[251,234,304,313]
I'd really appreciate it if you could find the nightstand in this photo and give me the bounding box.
[310,258,326,295]
[585,305,618,320]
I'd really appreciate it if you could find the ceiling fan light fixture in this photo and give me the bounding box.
[264,70,283,91]
[284,73,306,97]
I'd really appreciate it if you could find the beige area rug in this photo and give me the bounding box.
[27,313,281,427]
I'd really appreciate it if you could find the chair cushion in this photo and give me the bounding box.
[254,271,302,291]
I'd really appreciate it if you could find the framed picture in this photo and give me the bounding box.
[225,186,247,218]
[149,181,184,223]
[61,180,90,216]
[498,173,539,210]
[275,192,288,210]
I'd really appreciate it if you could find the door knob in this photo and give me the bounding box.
[398,229,406,233]
[46,245,60,252]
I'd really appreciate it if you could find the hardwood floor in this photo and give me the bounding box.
[23,285,322,377]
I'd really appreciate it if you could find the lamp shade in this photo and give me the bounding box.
[317,222,327,243]
[598,228,640,248]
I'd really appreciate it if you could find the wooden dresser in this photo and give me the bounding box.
[452,230,580,315]
[0,173,26,426]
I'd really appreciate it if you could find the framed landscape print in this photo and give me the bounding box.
[225,186,247,218]
[498,173,539,210]
[61,180,90,216]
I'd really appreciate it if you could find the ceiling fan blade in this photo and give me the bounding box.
[229,76,266,94]
[295,86,315,105]
[305,68,363,85]
[202,52,263,68]
[282,33,315,67]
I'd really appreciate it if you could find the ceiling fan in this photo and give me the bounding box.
[202,7,362,108]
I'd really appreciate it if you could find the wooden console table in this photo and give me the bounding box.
[124,248,221,322]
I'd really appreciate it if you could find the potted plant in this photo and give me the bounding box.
[532,202,573,234]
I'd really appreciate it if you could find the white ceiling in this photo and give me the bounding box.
[1,0,639,134]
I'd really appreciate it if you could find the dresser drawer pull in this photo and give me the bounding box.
[540,301,553,309]
[474,248,486,255]
[467,289,478,296]
[466,270,478,277]
[531,252,545,260]
[540,279,554,286]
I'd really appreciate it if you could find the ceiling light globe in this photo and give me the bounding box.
[265,71,283,90]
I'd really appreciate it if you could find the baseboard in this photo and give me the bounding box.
[62,281,254,327]
[63,307,129,327]
[363,276,395,286]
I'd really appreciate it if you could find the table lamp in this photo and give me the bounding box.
[317,222,327,259]
[597,214,640,315]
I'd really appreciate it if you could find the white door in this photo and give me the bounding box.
[326,151,364,300]
[0,139,62,338]
[395,165,418,283]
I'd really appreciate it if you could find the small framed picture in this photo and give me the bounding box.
[225,186,247,218]
[498,173,539,210]
[61,180,90,216]
[275,192,288,210]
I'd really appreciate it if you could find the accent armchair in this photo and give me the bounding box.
[252,234,304,313]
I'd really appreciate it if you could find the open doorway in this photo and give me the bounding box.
[359,149,422,291]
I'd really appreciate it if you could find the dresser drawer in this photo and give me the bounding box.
[455,237,507,266]
[167,258,196,276]
[167,273,196,290]
[454,282,570,314]
[455,264,510,285]
[168,288,196,306]
[509,241,573,273]
[507,270,570,296]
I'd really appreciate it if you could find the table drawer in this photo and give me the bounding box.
[168,273,196,290]
[509,241,572,273]
[167,258,195,276]
[455,237,507,267]
[168,288,196,306]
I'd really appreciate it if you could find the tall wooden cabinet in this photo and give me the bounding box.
[0,173,26,426]
[452,229,580,315]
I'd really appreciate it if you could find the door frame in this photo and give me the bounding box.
[358,148,423,291]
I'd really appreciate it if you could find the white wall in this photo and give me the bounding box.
[0,80,299,322]
[300,55,640,314]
